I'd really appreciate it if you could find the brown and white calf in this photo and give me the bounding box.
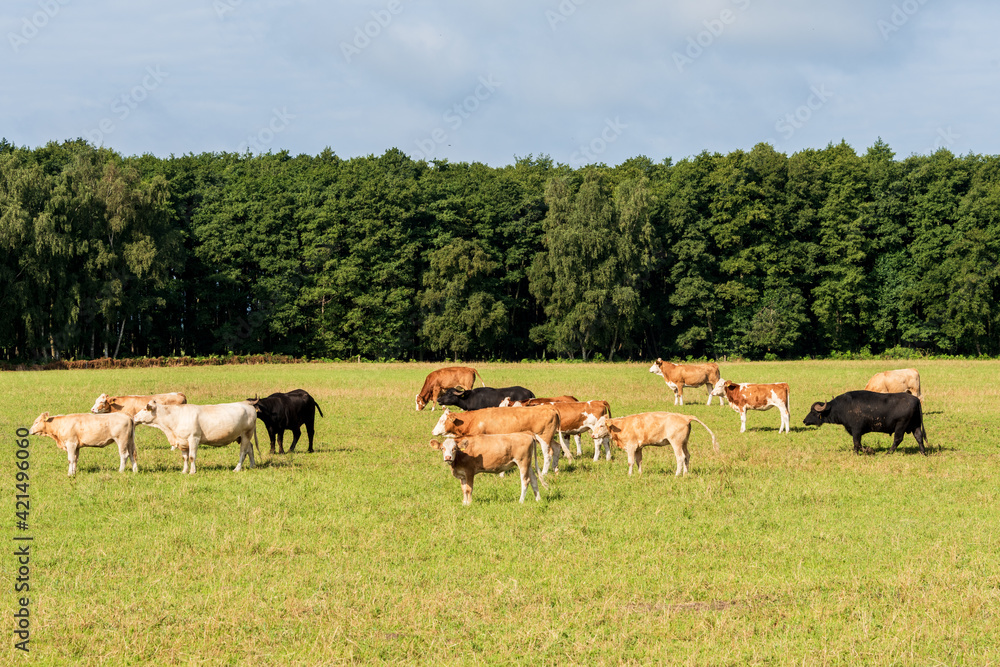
[648,358,724,406]
[415,366,484,411]
[431,406,563,475]
[430,433,545,505]
[90,391,187,417]
[586,411,719,476]
[865,369,923,405]
[134,401,258,474]
[508,399,613,462]
[709,379,791,434]
[29,412,137,476]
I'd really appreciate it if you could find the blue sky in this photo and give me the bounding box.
[3,0,997,166]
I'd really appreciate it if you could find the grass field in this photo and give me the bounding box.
[3,360,999,665]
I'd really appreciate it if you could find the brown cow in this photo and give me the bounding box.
[586,412,719,476]
[90,392,187,417]
[29,412,137,476]
[648,358,723,406]
[509,399,613,462]
[431,406,563,475]
[429,433,546,505]
[709,379,790,433]
[415,366,484,411]
[865,369,923,405]
[498,395,578,407]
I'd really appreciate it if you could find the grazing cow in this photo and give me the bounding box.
[710,379,791,434]
[431,406,564,475]
[90,391,187,417]
[498,395,579,407]
[438,386,535,411]
[415,366,484,411]
[803,390,928,455]
[429,433,545,505]
[29,412,136,476]
[586,412,719,476]
[865,369,923,405]
[509,399,613,461]
[648,358,724,406]
[246,389,323,454]
[134,401,259,474]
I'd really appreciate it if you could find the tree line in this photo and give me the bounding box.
[1,137,998,363]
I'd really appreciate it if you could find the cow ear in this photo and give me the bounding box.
[457,438,470,451]
[41,412,51,421]
[430,439,442,450]
[657,357,662,363]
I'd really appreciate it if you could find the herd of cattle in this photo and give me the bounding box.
[422,362,929,504]
[28,389,323,476]
[26,362,929,504]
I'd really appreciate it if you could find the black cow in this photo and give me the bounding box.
[246,389,323,454]
[803,390,928,455]
[437,386,535,411]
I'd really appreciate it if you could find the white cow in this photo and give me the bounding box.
[134,401,258,474]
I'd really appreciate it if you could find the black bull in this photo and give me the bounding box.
[437,386,535,411]
[246,389,324,454]
[803,390,928,455]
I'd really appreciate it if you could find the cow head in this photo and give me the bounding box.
[498,397,511,407]
[709,378,728,398]
[803,401,830,426]
[28,412,52,435]
[90,393,112,414]
[133,400,159,425]
[648,359,664,377]
[437,387,469,407]
[430,437,467,464]
[415,394,426,411]
[431,409,456,436]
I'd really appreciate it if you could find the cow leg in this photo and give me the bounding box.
[274,429,285,455]
[681,441,691,475]
[740,409,747,433]
[575,433,582,457]
[556,433,573,463]
[851,432,863,454]
[634,447,643,475]
[592,434,601,462]
[518,461,531,503]
[460,474,473,505]
[676,389,683,406]
[913,426,927,455]
[535,436,552,476]
[527,458,541,501]
[551,438,562,472]
[66,441,78,476]
[235,433,255,471]
[288,426,301,453]
[117,438,129,473]
[889,429,905,454]
[778,405,790,434]
[305,418,316,453]
[673,441,687,476]
[187,438,199,474]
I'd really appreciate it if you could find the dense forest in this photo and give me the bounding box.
[1,137,999,363]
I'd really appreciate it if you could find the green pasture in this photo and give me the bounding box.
[3,360,999,665]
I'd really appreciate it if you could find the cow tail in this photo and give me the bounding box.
[253,426,262,459]
[689,416,720,452]
[314,397,324,418]
[475,369,485,388]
